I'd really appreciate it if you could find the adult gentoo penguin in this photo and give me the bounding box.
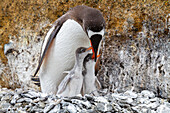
[34,5,106,94]
[57,47,92,97]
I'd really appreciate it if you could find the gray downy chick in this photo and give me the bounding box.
[82,54,101,96]
[57,47,92,97]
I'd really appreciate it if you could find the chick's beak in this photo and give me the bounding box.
[86,47,93,51]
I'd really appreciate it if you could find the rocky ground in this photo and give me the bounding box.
[0,88,170,113]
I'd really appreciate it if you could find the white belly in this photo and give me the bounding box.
[39,19,90,94]
[83,62,99,95]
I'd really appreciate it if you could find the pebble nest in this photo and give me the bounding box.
[0,88,170,113]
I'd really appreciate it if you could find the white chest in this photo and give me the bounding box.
[40,19,91,94]
[53,19,91,70]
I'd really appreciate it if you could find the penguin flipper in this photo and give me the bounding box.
[33,26,60,76]
[57,73,72,94]
[33,14,69,77]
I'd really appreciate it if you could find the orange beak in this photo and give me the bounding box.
[90,40,95,59]
[91,54,100,59]
[97,54,100,58]
[86,46,93,51]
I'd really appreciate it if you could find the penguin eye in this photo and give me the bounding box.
[81,48,84,52]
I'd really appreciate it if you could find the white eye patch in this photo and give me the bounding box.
[87,29,104,38]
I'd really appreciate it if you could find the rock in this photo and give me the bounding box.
[157,103,170,113]
[38,101,45,108]
[105,104,113,111]
[14,103,22,107]
[112,93,134,105]
[94,96,109,104]
[1,94,12,103]
[44,103,55,113]
[17,109,27,113]
[49,104,60,113]
[150,97,159,102]
[96,103,112,112]
[120,97,133,104]
[15,88,23,94]
[74,105,82,112]
[112,102,122,112]
[112,93,127,100]
[124,90,138,99]
[132,106,139,112]
[65,103,77,113]
[20,91,39,99]
[39,96,48,101]
[148,102,159,109]
[0,101,11,109]
[0,109,6,113]
[84,94,95,101]
[122,108,132,113]
[69,95,85,100]
[82,109,98,113]
[151,110,157,113]
[71,99,91,109]
[96,103,106,112]
[137,97,150,104]
[141,107,150,113]
[10,98,16,105]
[0,88,170,112]
[58,109,69,113]
[17,98,33,103]
[31,108,44,112]
[141,90,155,98]
[10,94,20,105]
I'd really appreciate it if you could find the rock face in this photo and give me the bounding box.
[98,27,170,99]
[0,88,170,113]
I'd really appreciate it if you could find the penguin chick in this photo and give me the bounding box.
[82,54,101,96]
[57,47,92,97]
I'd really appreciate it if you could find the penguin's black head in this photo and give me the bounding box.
[82,8,105,62]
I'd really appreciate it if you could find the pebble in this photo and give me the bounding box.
[124,90,138,98]
[96,103,112,112]
[66,103,77,113]
[21,91,39,99]
[44,103,55,113]
[0,88,169,113]
[94,96,109,104]
[71,99,91,109]
[49,104,60,113]
[141,90,155,98]
[1,94,12,101]
[38,101,45,108]
[157,104,170,113]
[17,97,32,103]
[0,101,11,109]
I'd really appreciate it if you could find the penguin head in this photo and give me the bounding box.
[82,8,105,62]
[75,47,92,60]
[83,53,100,69]
[83,54,94,68]
[72,5,105,62]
